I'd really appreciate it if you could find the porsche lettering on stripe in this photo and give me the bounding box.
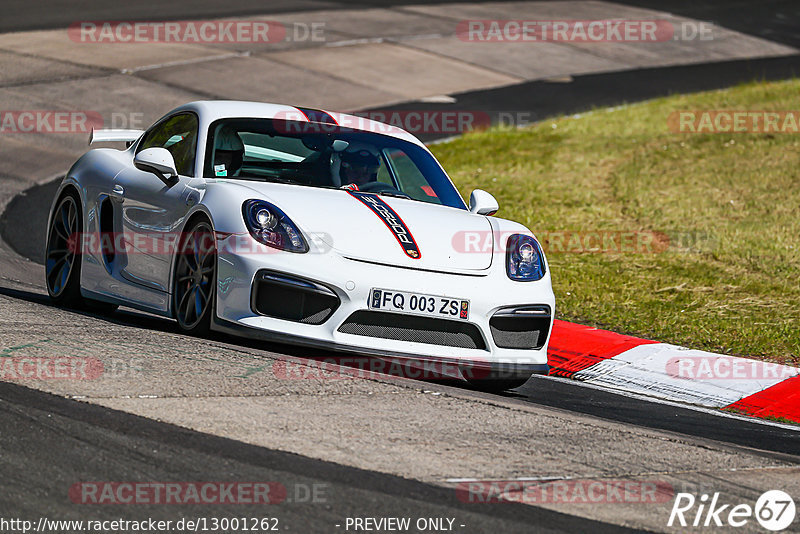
[348,191,421,259]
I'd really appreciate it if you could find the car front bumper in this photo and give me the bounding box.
[213,237,555,377]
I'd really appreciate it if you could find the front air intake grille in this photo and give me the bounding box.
[489,305,551,349]
[338,311,487,350]
[251,271,340,325]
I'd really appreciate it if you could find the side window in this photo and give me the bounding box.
[137,113,198,176]
[376,159,393,185]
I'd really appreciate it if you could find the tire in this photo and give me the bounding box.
[45,191,84,308]
[465,372,532,393]
[173,219,216,336]
[45,189,119,314]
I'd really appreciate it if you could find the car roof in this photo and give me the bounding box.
[169,100,425,147]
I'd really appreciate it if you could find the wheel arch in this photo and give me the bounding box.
[47,180,83,230]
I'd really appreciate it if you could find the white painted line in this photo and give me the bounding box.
[418,95,457,103]
[325,37,385,48]
[325,33,448,48]
[444,482,564,483]
[389,33,448,42]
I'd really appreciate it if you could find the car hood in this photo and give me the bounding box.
[226,182,494,273]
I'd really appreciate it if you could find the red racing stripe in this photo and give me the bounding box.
[724,375,800,424]
[347,191,421,259]
[547,320,657,378]
[294,107,338,125]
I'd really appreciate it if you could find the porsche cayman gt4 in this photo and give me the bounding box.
[45,101,555,390]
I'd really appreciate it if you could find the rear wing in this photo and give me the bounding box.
[89,128,144,146]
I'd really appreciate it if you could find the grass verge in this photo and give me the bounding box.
[431,79,800,366]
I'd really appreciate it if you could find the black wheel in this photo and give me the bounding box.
[45,191,83,307]
[45,190,119,313]
[173,220,216,335]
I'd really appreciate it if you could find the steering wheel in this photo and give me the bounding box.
[359,181,411,198]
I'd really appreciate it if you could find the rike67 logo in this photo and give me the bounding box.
[669,490,796,531]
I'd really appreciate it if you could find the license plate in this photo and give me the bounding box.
[369,288,470,320]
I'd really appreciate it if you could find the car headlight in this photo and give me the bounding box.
[242,200,308,253]
[506,234,545,281]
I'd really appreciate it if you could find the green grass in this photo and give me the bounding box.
[722,407,799,426]
[431,79,800,366]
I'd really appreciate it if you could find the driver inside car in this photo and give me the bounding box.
[339,147,380,189]
[213,126,245,177]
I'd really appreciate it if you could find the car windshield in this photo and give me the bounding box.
[203,118,466,209]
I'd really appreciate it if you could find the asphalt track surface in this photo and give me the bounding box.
[1,0,800,531]
[3,0,799,50]
[381,54,800,143]
[0,379,635,533]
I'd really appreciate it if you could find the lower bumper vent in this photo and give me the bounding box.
[489,305,551,350]
[338,311,486,350]
[251,271,339,325]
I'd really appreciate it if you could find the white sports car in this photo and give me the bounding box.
[45,101,554,390]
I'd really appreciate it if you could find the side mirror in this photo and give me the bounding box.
[134,147,178,183]
[469,189,499,216]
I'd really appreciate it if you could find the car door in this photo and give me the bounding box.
[111,112,199,293]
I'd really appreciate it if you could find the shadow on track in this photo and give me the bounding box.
[0,380,641,533]
[0,283,472,387]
